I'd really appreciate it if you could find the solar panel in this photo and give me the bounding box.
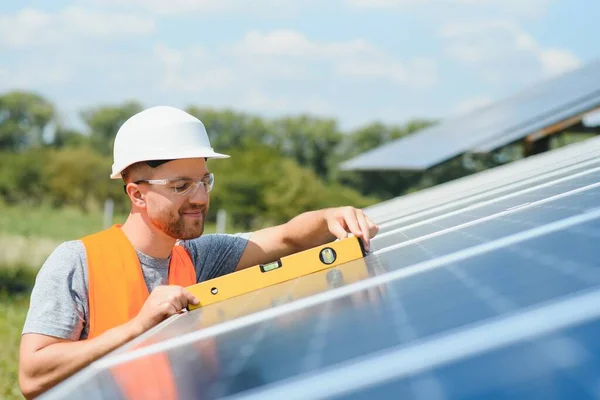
[40,140,600,400]
[365,135,600,223]
[340,59,600,171]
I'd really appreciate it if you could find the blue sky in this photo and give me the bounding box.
[1,0,598,131]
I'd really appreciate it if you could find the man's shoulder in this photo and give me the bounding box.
[50,239,87,259]
[39,239,88,275]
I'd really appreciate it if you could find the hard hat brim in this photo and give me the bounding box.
[110,150,230,179]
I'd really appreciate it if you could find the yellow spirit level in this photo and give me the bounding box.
[194,255,388,328]
[186,236,367,310]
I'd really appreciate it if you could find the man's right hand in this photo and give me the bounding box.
[131,285,199,335]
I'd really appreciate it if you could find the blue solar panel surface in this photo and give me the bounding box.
[340,59,600,171]
[40,141,600,399]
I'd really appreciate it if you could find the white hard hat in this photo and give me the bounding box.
[110,105,229,179]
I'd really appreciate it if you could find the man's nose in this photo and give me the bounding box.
[188,184,209,205]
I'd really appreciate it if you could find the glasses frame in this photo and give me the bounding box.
[124,173,215,196]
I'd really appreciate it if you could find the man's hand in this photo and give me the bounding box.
[130,285,199,335]
[236,206,380,271]
[323,207,379,252]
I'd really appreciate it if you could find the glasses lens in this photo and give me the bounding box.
[174,174,215,196]
[205,174,214,192]
[173,179,194,195]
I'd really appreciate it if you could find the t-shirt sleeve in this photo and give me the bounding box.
[22,241,88,341]
[182,232,252,282]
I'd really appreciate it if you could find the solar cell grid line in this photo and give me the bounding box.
[336,318,600,399]
[83,207,600,371]
[374,179,600,255]
[382,270,446,400]
[375,164,600,236]
[365,136,600,221]
[227,288,600,400]
[300,301,333,373]
[417,242,598,396]
[372,155,600,228]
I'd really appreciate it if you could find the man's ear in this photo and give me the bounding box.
[126,183,146,208]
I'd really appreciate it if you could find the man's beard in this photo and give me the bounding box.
[152,206,207,240]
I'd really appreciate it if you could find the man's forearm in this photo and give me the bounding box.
[21,320,142,399]
[282,209,337,251]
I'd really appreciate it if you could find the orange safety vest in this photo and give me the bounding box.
[81,225,197,399]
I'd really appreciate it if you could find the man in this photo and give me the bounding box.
[18,106,379,398]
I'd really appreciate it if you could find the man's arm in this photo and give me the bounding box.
[19,321,142,399]
[19,285,199,398]
[236,207,378,271]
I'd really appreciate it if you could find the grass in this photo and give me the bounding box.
[0,202,128,241]
[0,294,29,400]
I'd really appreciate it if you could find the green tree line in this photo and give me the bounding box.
[0,90,513,230]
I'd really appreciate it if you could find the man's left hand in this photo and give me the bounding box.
[323,207,379,252]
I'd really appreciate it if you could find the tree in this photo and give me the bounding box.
[270,115,342,179]
[186,107,275,151]
[43,147,109,211]
[80,101,143,156]
[0,91,55,151]
[0,149,50,204]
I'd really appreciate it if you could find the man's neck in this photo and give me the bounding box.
[120,214,176,260]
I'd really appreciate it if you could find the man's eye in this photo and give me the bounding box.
[174,182,191,192]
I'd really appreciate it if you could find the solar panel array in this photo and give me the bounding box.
[42,136,600,400]
[340,58,600,171]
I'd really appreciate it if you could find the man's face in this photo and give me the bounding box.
[140,158,211,240]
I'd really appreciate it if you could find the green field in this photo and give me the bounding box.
[0,295,29,400]
[0,202,224,398]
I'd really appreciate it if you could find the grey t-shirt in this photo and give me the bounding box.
[22,233,251,340]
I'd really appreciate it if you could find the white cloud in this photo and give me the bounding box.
[441,20,581,81]
[0,7,155,48]
[347,0,553,17]
[149,30,438,125]
[538,49,582,77]
[231,30,378,59]
[154,43,237,91]
[95,0,309,17]
[229,30,437,87]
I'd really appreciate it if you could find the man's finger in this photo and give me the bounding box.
[343,208,363,238]
[168,291,185,311]
[185,290,199,306]
[356,210,371,252]
[329,220,349,241]
[365,214,379,238]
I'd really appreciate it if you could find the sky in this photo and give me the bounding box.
[1,0,598,132]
